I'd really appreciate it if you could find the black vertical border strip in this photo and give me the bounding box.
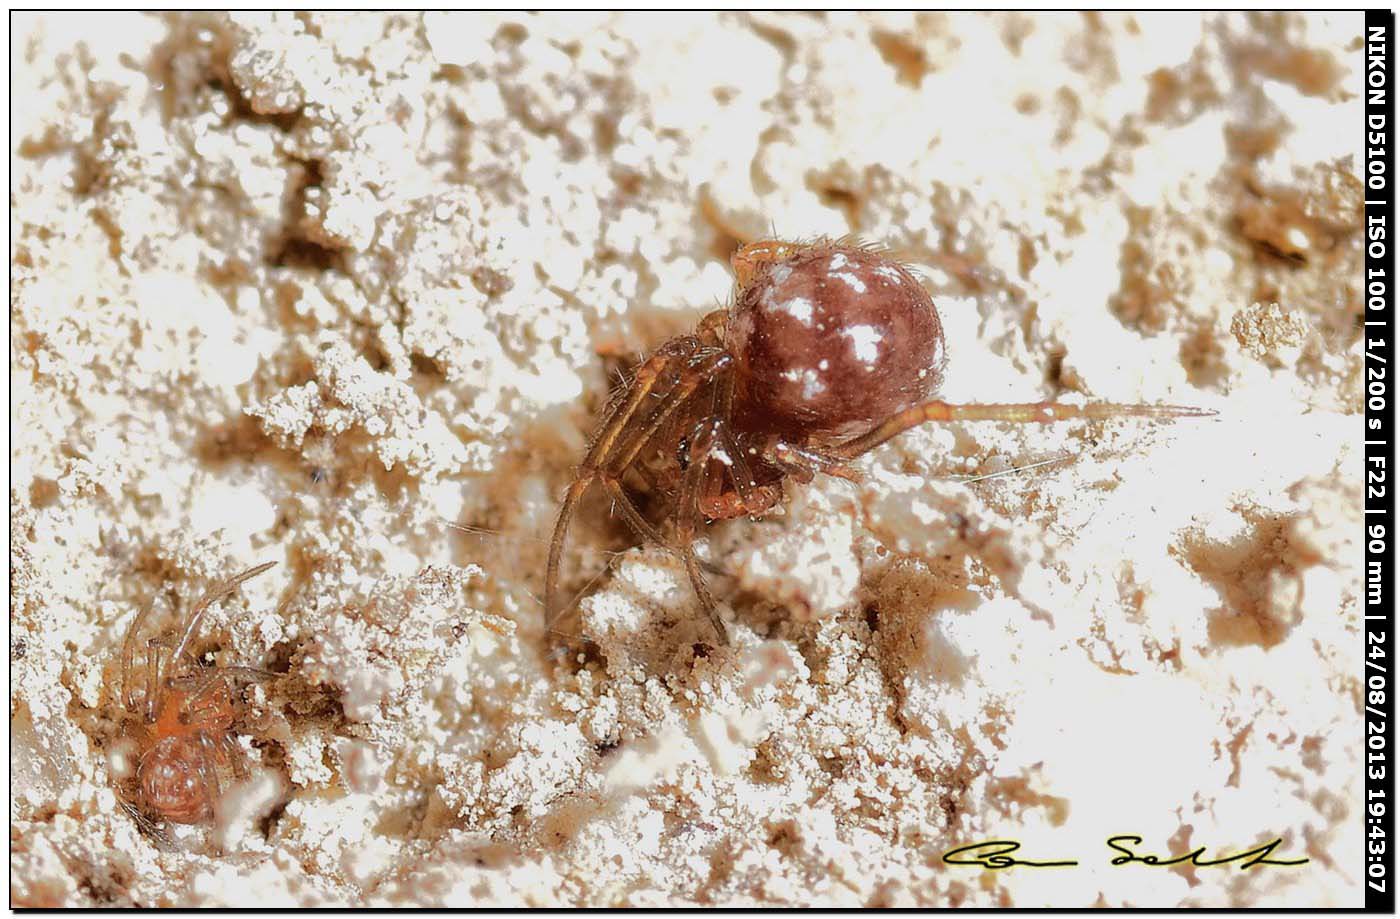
[1366,7,1396,914]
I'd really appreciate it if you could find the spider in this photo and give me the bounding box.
[545,238,1212,646]
[115,562,277,832]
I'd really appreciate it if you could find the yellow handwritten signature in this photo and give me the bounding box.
[942,837,1309,870]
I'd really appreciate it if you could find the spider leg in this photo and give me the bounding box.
[832,399,1216,462]
[619,466,733,561]
[601,477,669,547]
[583,340,698,470]
[120,798,175,850]
[179,671,232,725]
[168,562,277,670]
[169,663,272,694]
[144,640,166,723]
[545,345,732,633]
[545,346,693,632]
[674,417,730,645]
[950,453,1077,483]
[713,371,762,511]
[219,733,251,780]
[196,733,224,819]
[218,665,278,683]
[765,441,862,484]
[602,473,733,578]
[121,605,153,713]
[545,476,599,633]
[606,350,733,475]
[597,349,736,545]
[167,667,213,693]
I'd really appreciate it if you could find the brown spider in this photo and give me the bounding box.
[115,562,276,831]
[545,238,1212,645]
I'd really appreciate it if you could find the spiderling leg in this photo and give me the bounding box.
[196,733,224,820]
[145,640,165,723]
[169,561,277,668]
[219,733,251,780]
[121,605,153,713]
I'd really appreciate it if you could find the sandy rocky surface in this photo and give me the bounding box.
[10,11,1366,908]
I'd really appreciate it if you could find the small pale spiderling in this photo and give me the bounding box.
[114,562,278,834]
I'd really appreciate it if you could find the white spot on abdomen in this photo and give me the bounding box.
[832,271,867,294]
[781,366,827,400]
[842,324,883,367]
[774,296,814,323]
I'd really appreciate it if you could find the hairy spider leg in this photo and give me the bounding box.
[596,348,734,545]
[686,366,786,523]
[717,426,762,510]
[599,347,736,549]
[832,400,1217,461]
[544,344,732,632]
[594,476,731,579]
[713,368,763,511]
[169,666,277,697]
[674,417,731,644]
[950,453,1078,483]
[210,665,278,683]
[601,478,668,547]
[608,350,732,474]
[546,343,695,630]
